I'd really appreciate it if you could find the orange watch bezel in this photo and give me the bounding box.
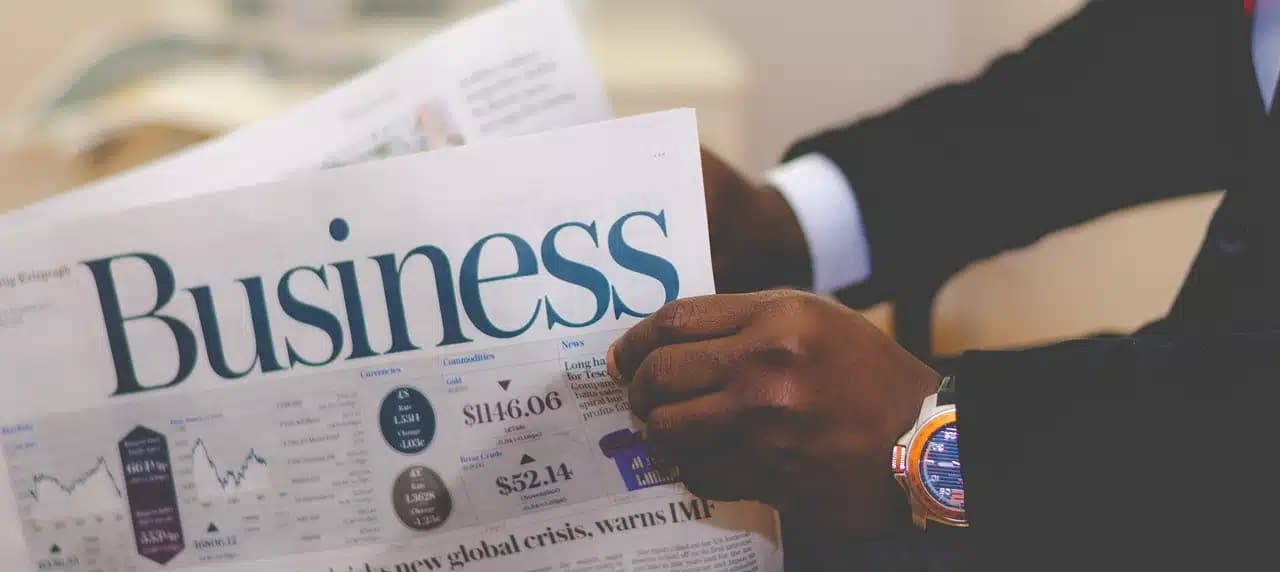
[903,409,967,526]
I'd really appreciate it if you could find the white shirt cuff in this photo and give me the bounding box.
[766,153,872,294]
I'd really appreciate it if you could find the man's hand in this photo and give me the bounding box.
[701,150,811,293]
[607,290,941,535]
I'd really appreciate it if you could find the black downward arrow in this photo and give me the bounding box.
[497,380,511,391]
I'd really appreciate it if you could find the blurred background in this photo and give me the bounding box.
[0,0,1220,358]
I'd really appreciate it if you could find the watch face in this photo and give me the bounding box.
[919,422,965,510]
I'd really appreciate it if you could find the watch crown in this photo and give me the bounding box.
[891,444,907,474]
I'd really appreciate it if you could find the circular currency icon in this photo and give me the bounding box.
[380,386,436,454]
[392,466,452,531]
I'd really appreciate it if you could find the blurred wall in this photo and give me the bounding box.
[690,0,955,172]
[949,0,1088,75]
[691,0,1087,172]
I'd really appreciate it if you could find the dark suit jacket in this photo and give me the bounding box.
[779,1,1280,570]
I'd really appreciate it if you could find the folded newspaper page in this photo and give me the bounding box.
[2,0,611,231]
[0,110,784,572]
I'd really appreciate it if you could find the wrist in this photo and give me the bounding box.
[715,186,812,293]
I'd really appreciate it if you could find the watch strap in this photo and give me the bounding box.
[936,374,957,406]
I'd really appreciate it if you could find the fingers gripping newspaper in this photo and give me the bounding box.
[1,0,612,231]
[0,110,784,571]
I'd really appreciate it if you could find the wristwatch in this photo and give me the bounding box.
[891,374,967,529]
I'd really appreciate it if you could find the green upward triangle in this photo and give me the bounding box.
[50,544,61,554]
[207,523,219,533]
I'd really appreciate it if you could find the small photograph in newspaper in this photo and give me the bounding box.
[0,110,783,571]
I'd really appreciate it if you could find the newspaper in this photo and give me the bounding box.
[0,110,784,572]
[1,0,612,231]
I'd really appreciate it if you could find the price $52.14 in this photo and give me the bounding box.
[496,463,575,496]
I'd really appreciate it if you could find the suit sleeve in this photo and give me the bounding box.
[784,0,1233,307]
[955,333,1280,569]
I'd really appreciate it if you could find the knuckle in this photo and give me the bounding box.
[773,295,809,316]
[739,373,809,415]
[639,346,678,384]
[751,334,808,368]
[652,303,691,337]
[748,293,827,332]
[645,408,681,437]
[755,290,811,316]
